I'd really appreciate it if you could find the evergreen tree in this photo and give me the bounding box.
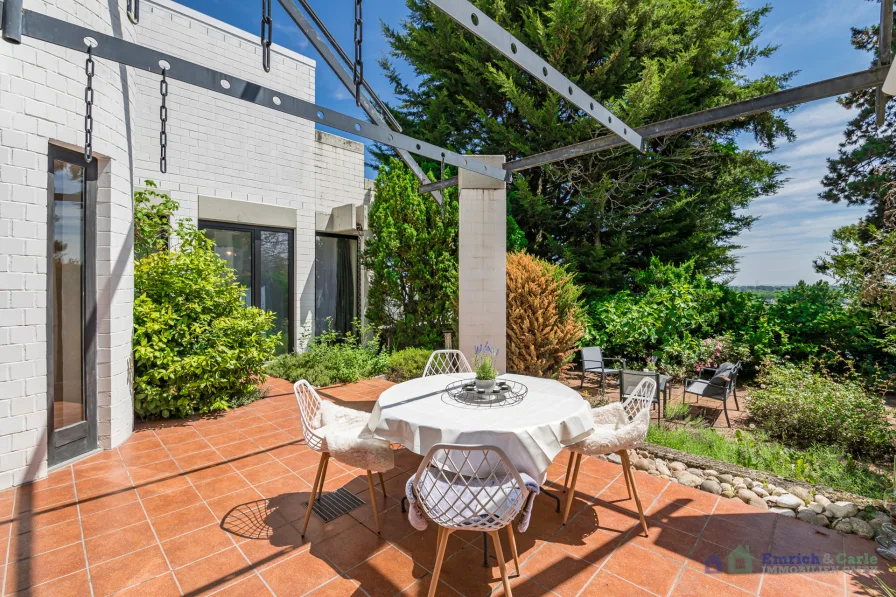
[376,0,792,297]
[362,158,460,349]
[820,5,896,226]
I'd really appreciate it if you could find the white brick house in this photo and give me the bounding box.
[0,0,373,488]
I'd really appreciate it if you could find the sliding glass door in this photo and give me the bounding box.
[315,233,359,336]
[47,146,97,466]
[200,222,294,354]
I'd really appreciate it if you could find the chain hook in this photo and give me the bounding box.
[353,0,363,106]
[127,0,140,24]
[84,44,95,163]
[160,68,168,173]
[261,0,272,73]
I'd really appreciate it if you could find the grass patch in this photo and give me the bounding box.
[647,419,892,499]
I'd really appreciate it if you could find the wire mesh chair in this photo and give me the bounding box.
[294,380,391,537]
[423,350,473,377]
[411,444,528,597]
[561,377,656,535]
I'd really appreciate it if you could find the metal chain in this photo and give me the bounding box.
[159,69,168,173]
[84,46,94,163]
[127,0,140,24]
[353,0,363,106]
[261,0,272,73]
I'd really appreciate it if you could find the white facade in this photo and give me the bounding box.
[0,0,372,489]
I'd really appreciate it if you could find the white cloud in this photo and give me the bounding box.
[732,98,870,285]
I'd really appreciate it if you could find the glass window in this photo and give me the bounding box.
[315,235,358,336]
[52,159,86,429]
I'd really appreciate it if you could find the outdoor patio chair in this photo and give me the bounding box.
[619,370,666,424]
[294,380,394,537]
[408,444,531,597]
[683,361,742,427]
[561,377,656,534]
[423,349,473,377]
[579,346,626,395]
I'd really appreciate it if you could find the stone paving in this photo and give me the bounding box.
[0,377,890,596]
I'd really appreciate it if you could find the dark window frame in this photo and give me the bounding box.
[198,220,296,353]
[46,144,98,467]
[314,231,361,335]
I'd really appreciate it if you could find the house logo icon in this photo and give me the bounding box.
[728,545,757,575]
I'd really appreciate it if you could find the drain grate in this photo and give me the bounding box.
[304,488,365,523]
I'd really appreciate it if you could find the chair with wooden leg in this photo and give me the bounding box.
[561,377,656,536]
[409,444,532,597]
[294,380,394,538]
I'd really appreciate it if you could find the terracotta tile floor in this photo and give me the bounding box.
[0,377,890,596]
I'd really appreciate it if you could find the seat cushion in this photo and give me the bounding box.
[685,380,727,399]
[584,368,621,375]
[322,424,395,472]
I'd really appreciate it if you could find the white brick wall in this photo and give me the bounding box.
[0,0,371,489]
[0,0,138,487]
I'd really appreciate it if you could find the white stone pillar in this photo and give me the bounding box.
[458,156,507,372]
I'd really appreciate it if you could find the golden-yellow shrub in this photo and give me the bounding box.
[506,252,585,377]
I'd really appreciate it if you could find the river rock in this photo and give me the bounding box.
[721,489,736,499]
[656,463,672,477]
[825,501,859,520]
[764,495,778,505]
[732,477,744,486]
[748,497,769,510]
[809,502,824,514]
[814,494,831,507]
[700,479,722,495]
[718,474,734,484]
[606,453,622,465]
[776,494,804,511]
[737,488,760,504]
[770,507,796,517]
[849,517,875,539]
[669,462,687,472]
[797,509,819,524]
[687,468,705,478]
[817,514,831,527]
[633,458,653,472]
[676,472,703,488]
[753,486,769,498]
[833,519,854,534]
[704,470,719,478]
[788,486,812,502]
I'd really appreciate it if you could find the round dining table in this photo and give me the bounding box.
[360,372,594,483]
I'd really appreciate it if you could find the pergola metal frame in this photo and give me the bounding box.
[1,0,894,198]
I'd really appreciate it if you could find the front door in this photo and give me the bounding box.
[47,146,97,466]
[200,222,295,354]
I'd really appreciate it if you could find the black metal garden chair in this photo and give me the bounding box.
[619,370,668,425]
[683,361,742,427]
[579,347,626,396]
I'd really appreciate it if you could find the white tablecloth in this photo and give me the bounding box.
[360,373,594,482]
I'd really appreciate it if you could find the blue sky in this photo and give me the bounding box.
[180,0,883,285]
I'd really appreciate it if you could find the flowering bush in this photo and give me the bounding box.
[748,361,895,460]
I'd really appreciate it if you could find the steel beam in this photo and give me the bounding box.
[1,0,22,44]
[877,0,893,127]
[9,3,508,183]
[419,65,891,193]
[427,0,643,152]
[279,0,444,203]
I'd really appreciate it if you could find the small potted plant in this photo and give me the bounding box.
[644,356,658,372]
[473,342,499,393]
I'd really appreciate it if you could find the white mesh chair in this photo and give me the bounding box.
[294,380,394,537]
[561,377,656,534]
[423,350,473,377]
[411,444,529,597]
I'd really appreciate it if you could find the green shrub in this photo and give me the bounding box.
[133,202,279,419]
[265,322,388,386]
[647,421,891,499]
[387,348,432,382]
[748,361,895,460]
